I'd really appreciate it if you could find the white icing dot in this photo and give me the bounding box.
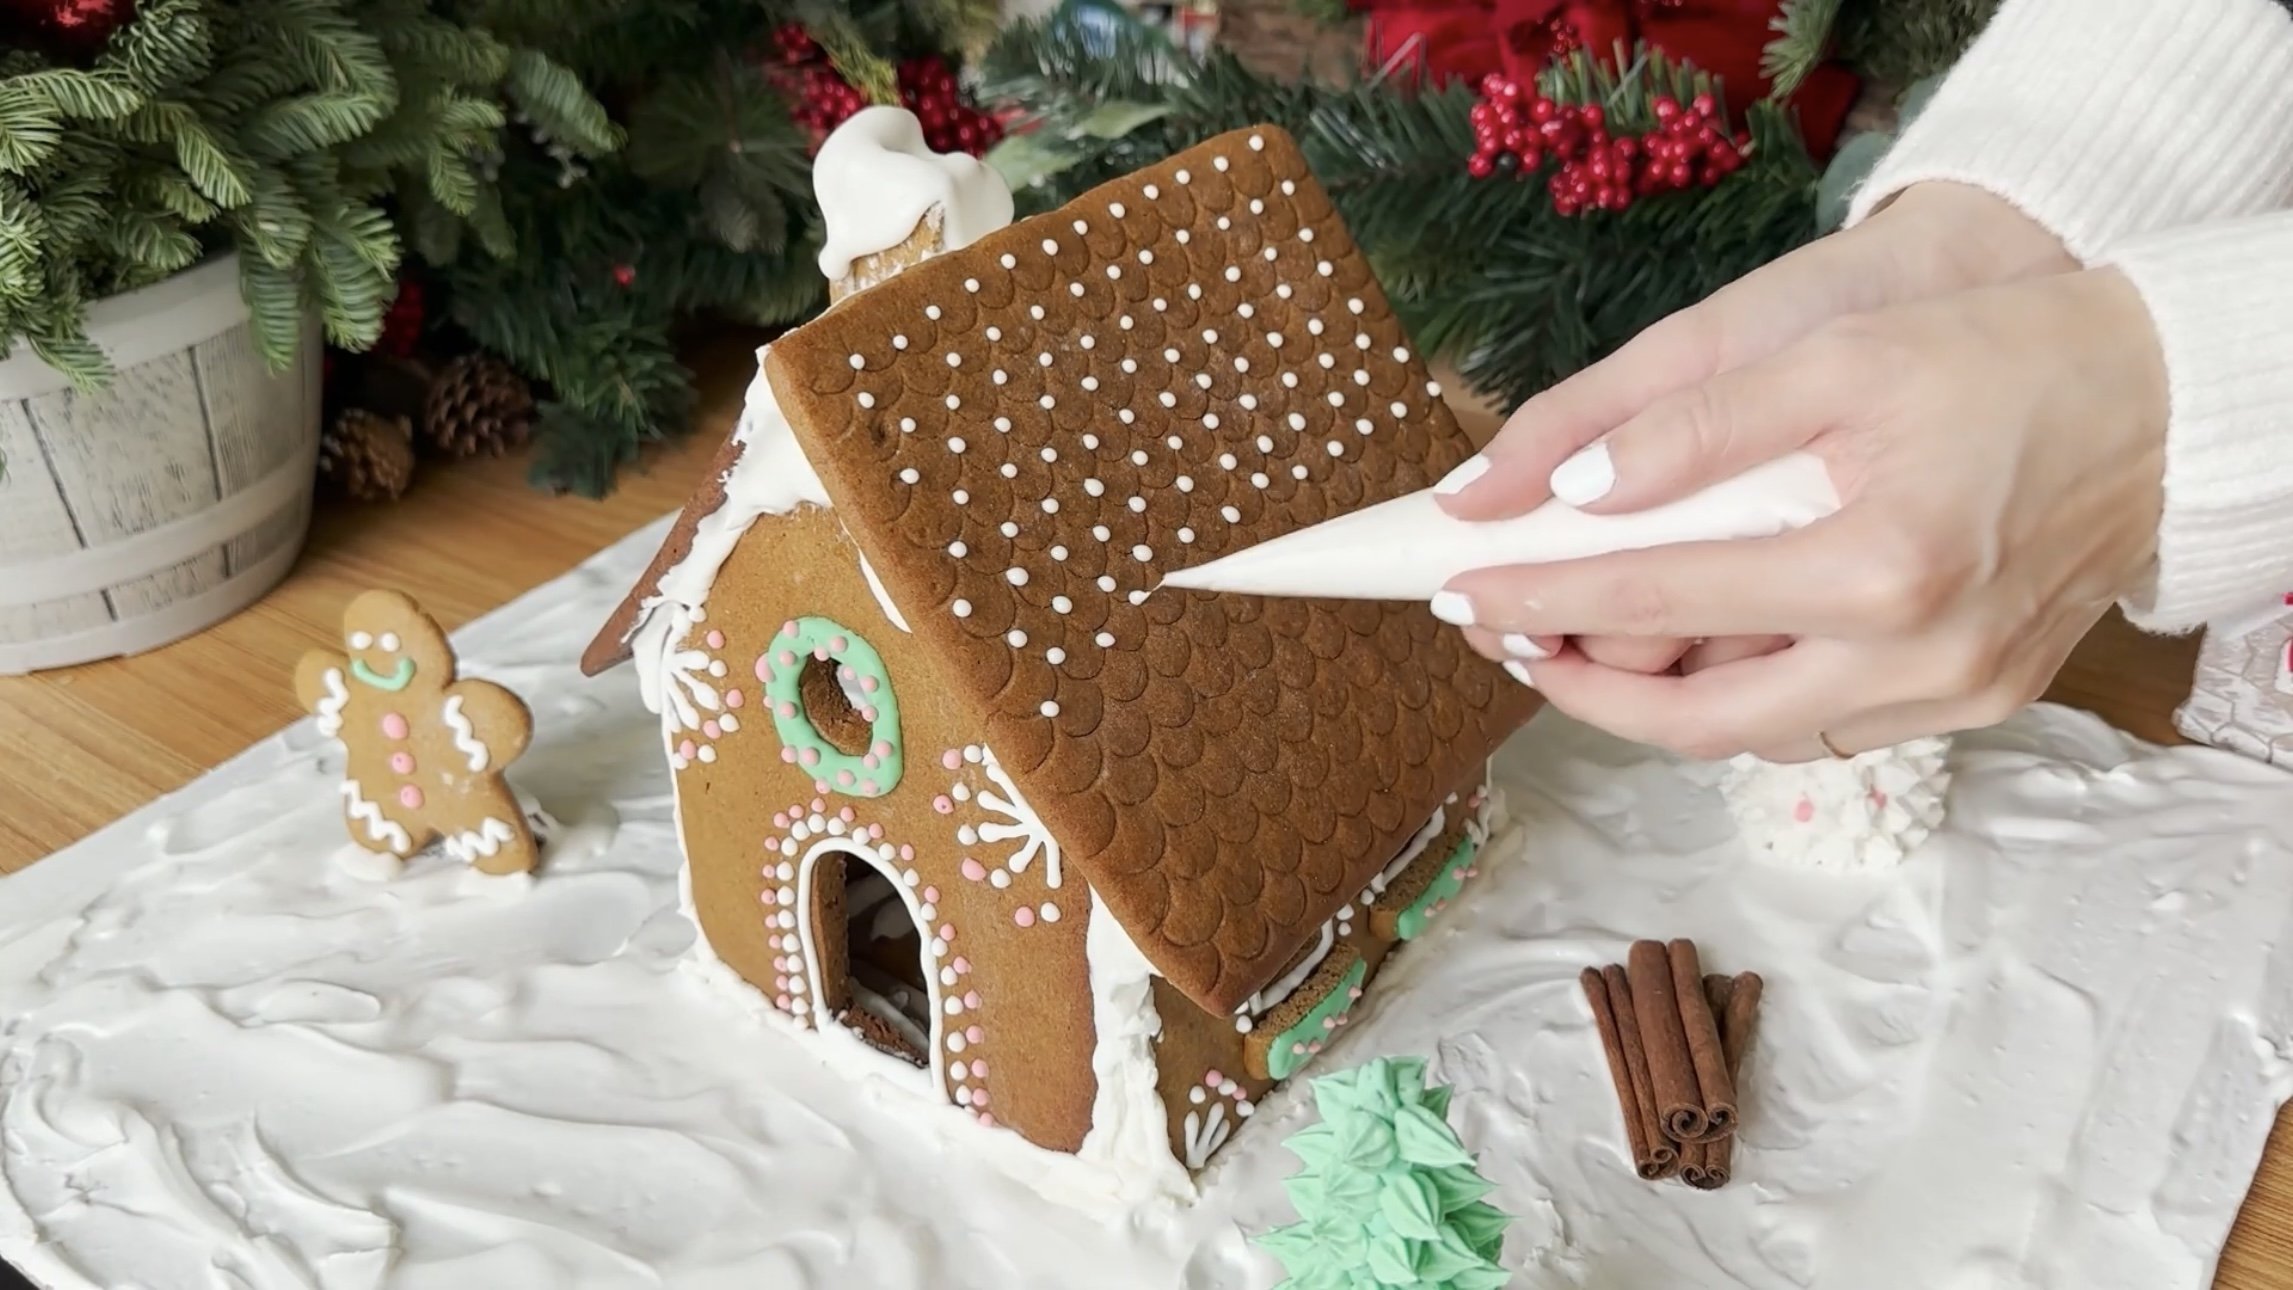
[898,468,920,484]
[1000,254,1016,269]
[1095,631,1116,647]
[1317,356,1334,371]
[1256,434,1275,454]
[1238,302,1255,318]
[1428,381,1444,398]
[1127,590,1149,605]
[1139,249,1155,265]
[994,416,1013,433]
[1393,347,1411,362]
[1106,265,1121,281]
[858,392,875,408]
[1121,358,1138,373]
[993,370,1009,386]
[1328,392,1345,407]
[953,488,970,503]
[1300,228,1316,243]
[1176,168,1191,184]
[1158,392,1177,409]
[945,998,963,1016]
[999,463,1018,479]
[985,326,1001,342]
[1234,357,1250,373]
[1120,317,1135,332]
[1390,401,1408,417]
[1111,202,1127,218]
[1223,266,1241,283]
[1153,297,1168,312]
[1084,478,1105,497]
[1218,452,1238,469]
[1355,371,1371,387]
[893,335,909,350]
[1308,319,1324,336]
[1130,450,1148,466]
[999,521,1019,538]
[1041,497,1059,514]
[949,437,966,454]
[1132,544,1153,562]
[1031,304,1046,320]
[1007,629,1028,648]
[1283,180,1297,194]
[1041,237,1059,256]
[1051,545,1068,560]
[1218,216,1232,231]
[1144,184,1159,198]
[1240,394,1259,411]
[1263,247,1278,262]
[1250,134,1265,151]
[949,1032,967,1052]
[1080,335,1096,350]
[927,305,941,320]
[1204,413,1221,429]
[949,540,968,557]
[849,354,865,369]
[1221,505,1242,522]
[1052,596,1073,614]
[1127,496,1147,513]
[1092,525,1112,541]
[1047,647,1067,664]
[1176,475,1195,492]
[1202,329,1219,345]
[946,352,961,367]
[1327,439,1345,456]
[1348,297,1364,314]
[1168,434,1184,450]
[1287,413,1306,431]
[1040,447,1059,463]
[1097,575,1117,592]
[1070,283,1086,298]
[1178,527,1196,543]
[1250,199,1265,215]
[1041,700,1061,717]
[1083,434,1100,449]
[1356,418,1374,435]
[1213,155,1229,172]
[1251,472,1270,488]
[1118,409,1135,425]
[1039,394,1060,411]
[965,278,980,293]
[1317,260,1334,276]
[1072,219,1088,235]
[1176,229,1191,244]
[947,394,962,410]
[900,417,917,433]
[1293,463,1311,479]
[953,599,973,618]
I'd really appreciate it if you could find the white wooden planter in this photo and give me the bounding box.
[0,254,321,675]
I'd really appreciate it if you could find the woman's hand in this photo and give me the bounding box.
[1435,264,2170,762]
[1438,180,2080,672]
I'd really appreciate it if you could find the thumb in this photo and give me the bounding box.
[1550,337,1846,514]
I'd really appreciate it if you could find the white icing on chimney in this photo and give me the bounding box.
[814,106,1015,283]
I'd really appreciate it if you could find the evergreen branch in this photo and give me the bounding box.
[1762,0,1845,97]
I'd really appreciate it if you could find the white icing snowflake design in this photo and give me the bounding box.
[1181,1068,1256,1169]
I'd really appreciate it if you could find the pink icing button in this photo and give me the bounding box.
[1348,987,1364,1000]
[706,630,726,649]
[726,689,745,709]
[1013,907,1035,927]
[775,975,789,990]
[861,675,879,693]
[703,721,722,739]
[381,712,409,740]
[1322,1017,1338,1031]
[963,991,981,1009]
[778,701,798,718]
[779,650,798,668]
[941,749,962,770]
[923,886,940,903]
[898,844,914,861]
[938,923,956,941]
[754,657,774,682]
[839,666,855,682]
[679,739,698,760]
[863,754,879,769]
[952,956,972,974]
[773,812,790,829]
[840,807,855,822]
[971,1089,990,1108]
[398,785,424,810]
[970,1059,987,1078]
[776,994,793,1010]
[813,797,827,812]
[780,748,797,764]
[1793,795,1816,824]
[814,780,831,794]
[961,858,987,881]
[813,646,830,661]
[389,751,415,774]
[934,795,954,814]
[829,636,849,653]
[799,747,820,766]
[859,780,878,794]
[781,621,798,638]
[1204,1069,1224,1087]
[869,825,884,840]
[836,769,855,786]
[859,707,878,723]
[965,1026,983,1043]
[976,1112,996,1127]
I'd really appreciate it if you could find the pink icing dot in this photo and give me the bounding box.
[779,650,798,668]
[381,712,409,740]
[781,621,799,638]
[1869,788,1890,809]
[971,1089,991,1108]
[703,721,722,739]
[941,749,962,770]
[829,636,849,653]
[863,754,879,769]
[970,1059,987,1078]
[1793,795,1816,824]
[965,1025,984,1043]
[1322,1017,1338,1031]
[964,991,981,1009]
[1204,1069,1225,1087]
[389,751,415,774]
[775,975,790,990]
[398,785,424,810]
[1013,907,1036,928]
[859,780,878,794]
[859,707,878,723]
[869,825,884,840]
[754,657,774,682]
[876,741,895,758]
[780,748,797,763]
[772,812,790,829]
[813,646,830,661]
[934,795,954,814]
[813,798,828,812]
[679,739,698,760]
[952,955,972,973]
[1308,1041,1324,1054]
[778,701,797,718]
[976,1112,996,1127]
[706,630,726,649]
[726,689,745,709]
[799,747,820,766]
[939,923,956,941]
[839,806,854,822]
[813,780,831,795]
[1348,987,1364,1000]
[836,769,855,786]
[776,994,793,1010]
[961,858,988,881]
[924,886,940,902]
[860,675,880,693]
[760,889,777,905]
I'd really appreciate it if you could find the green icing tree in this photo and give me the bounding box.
[1258,1057,1511,1290]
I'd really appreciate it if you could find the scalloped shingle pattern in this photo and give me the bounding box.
[767,128,1534,1014]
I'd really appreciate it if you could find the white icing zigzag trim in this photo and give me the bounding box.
[443,818,518,864]
[315,668,350,738]
[339,779,411,852]
[440,695,490,772]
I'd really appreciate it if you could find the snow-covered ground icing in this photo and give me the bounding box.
[4,518,2293,1290]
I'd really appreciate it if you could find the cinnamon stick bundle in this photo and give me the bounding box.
[1669,940,1736,1141]
[1684,972,1764,1191]
[1581,967,1677,1179]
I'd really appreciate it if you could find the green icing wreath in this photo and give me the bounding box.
[758,616,903,797]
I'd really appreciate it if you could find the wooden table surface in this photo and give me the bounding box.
[1,333,2286,1286]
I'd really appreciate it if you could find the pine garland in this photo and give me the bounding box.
[982,11,1820,415]
[1838,0,2000,87]
[0,0,612,391]
[1762,0,1847,97]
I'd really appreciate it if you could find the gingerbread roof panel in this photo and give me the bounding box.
[766,127,1534,1015]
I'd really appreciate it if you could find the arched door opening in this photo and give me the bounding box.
[806,846,934,1069]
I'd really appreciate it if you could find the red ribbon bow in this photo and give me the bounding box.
[1361,0,1857,161]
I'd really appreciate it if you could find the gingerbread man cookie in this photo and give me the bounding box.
[296,589,539,875]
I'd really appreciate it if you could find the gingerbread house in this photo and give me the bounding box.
[582,108,1536,1183]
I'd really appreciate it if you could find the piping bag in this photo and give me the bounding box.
[1160,451,1839,600]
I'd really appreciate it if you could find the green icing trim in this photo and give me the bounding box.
[1268,959,1366,1081]
[350,657,414,691]
[1256,1057,1511,1290]
[1394,837,1480,942]
[759,616,903,798]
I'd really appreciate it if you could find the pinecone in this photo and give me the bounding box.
[319,408,417,501]
[422,353,536,458]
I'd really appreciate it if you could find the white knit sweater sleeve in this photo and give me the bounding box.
[1845,0,2293,630]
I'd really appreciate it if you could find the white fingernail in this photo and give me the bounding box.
[1501,633,1551,661]
[1429,591,1475,627]
[1549,442,1615,507]
[1434,455,1490,496]
[1504,660,1536,688]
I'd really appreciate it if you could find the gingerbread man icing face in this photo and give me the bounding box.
[296,589,539,875]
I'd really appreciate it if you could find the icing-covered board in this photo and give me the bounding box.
[4,520,2293,1289]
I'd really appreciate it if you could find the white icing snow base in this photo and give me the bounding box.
[5,519,2293,1290]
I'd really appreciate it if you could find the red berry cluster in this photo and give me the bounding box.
[1467,74,1746,216]
[770,25,1001,158]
